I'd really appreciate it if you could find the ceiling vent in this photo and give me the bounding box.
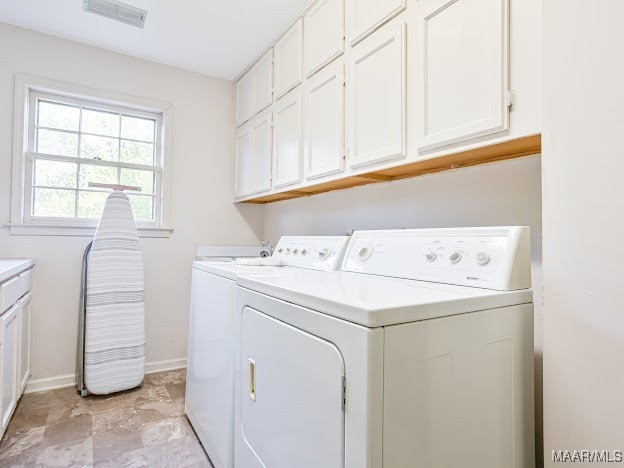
[82,0,148,29]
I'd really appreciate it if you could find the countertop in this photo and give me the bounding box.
[0,259,35,283]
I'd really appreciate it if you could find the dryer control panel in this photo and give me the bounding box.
[273,236,349,271]
[342,227,531,290]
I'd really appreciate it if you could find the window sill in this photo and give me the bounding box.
[5,223,174,238]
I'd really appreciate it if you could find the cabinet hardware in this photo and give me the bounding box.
[506,89,516,109]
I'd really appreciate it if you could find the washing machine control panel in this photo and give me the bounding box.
[273,236,350,271]
[342,227,531,291]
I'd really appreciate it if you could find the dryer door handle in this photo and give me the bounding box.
[249,358,256,402]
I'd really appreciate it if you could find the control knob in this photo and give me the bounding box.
[293,249,299,255]
[358,244,374,261]
[449,251,462,264]
[301,249,308,256]
[424,252,437,262]
[318,248,330,260]
[476,251,490,266]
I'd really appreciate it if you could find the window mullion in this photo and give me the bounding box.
[117,111,122,186]
[76,105,82,218]
[29,152,159,172]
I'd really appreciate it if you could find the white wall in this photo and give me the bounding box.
[0,23,263,387]
[264,155,544,464]
[543,2,624,466]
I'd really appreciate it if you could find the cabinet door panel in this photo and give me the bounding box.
[251,113,273,194]
[1,304,19,433]
[347,0,406,45]
[417,0,509,151]
[236,72,253,127]
[18,294,31,394]
[273,92,303,188]
[235,125,254,198]
[252,50,274,116]
[348,22,406,169]
[235,112,273,198]
[305,61,345,180]
[274,20,303,99]
[304,0,345,77]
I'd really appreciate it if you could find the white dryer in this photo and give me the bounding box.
[234,227,535,468]
[185,236,349,468]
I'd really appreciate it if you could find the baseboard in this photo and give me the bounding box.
[145,357,187,374]
[24,373,76,394]
[24,357,188,394]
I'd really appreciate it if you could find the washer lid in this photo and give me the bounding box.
[193,261,285,280]
[236,269,533,327]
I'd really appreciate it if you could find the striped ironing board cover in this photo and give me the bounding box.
[85,191,145,395]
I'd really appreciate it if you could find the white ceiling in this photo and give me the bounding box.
[0,0,310,79]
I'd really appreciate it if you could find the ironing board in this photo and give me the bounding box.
[83,191,145,395]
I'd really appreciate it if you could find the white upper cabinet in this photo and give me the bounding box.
[346,0,406,45]
[416,0,509,151]
[235,123,254,197]
[304,60,345,180]
[347,21,406,169]
[235,72,253,127]
[236,50,274,127]
[252,50,274,115]
[235,110,273,198]
[304,0,345,78]
[273,90,303,188]
[274,19,303,99]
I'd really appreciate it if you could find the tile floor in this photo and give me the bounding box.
[0,369,213,467]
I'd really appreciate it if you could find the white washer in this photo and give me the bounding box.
[185,236,349,468]
[234,227,535,468]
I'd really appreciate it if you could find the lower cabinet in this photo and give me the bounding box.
[1,304,19,432]
[18,293,31,394]
[0,268,33,439]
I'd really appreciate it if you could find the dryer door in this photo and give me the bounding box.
[241,306,345,468]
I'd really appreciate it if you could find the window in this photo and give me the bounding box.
[11,75,173,237]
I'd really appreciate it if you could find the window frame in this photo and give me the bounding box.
[10,74,174,237]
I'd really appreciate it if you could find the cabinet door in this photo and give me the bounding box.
[252,50,274,116]
[416,0,509,151]
[235,125,254,198]
[304,60,345,180]
[18,293,31,394]
[0,304,19,433]
[273,91,303,188]
[236,72,253,127]
[347,21,406,169]
[274,20,303,99]
[304,0,345,77]
[234,111,273,198]
[346,0,406,45]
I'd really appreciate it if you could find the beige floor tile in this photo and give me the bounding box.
[141,416,194,447]
[0,370,206,468]
[41,414,92,448]
[0,426,45,460]
[35,435,93,468]
[144,435,212,467]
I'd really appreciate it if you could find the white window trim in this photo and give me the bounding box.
[9,74,174,238]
